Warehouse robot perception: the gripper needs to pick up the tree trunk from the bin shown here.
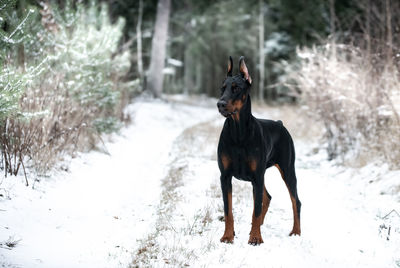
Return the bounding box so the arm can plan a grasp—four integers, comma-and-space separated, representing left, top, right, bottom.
136, 0, 144, 88
146, 0, 171, 98
329, 0, 336, 59
258, 0, 265, 102
183, 1, 193, 95
385, 0, 393, 65
365, 0, 371, 60
17, 0, 26, 71
195, 61, 202, 94
184, 46, 193, 95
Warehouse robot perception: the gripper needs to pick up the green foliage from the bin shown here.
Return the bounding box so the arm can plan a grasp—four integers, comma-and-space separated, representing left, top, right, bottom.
0, 1, 40, 64
167, 0, 259, 97
270, 0, 328, 46
93, 117, 121, 134
48, 0, 130, 128
0, 0, 46, 124
0, 0, 135, 177
106, 0, 377, 101
0, 67, 25, 121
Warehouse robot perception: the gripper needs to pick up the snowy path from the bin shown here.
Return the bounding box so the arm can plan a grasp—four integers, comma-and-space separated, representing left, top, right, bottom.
130, 100, 400, 267
1, 97, 399, 267
0, 98, 216, 267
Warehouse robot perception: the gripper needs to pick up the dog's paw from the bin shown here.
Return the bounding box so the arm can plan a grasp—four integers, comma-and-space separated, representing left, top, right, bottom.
289, 229, 301, 236
220, 232, 234, 243
248, 235, 263, 245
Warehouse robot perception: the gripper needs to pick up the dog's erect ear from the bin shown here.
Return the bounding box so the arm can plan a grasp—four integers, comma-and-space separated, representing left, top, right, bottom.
239, 56, 252, 84
227, 56, 233, 77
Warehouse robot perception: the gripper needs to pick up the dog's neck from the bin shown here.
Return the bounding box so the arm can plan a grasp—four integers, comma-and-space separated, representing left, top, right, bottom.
226, 95, 254, 143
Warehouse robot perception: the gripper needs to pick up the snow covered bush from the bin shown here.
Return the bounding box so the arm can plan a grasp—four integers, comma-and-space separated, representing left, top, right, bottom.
46, 0, 131, 133
0, 67, 26, 121
0, 67, 27, 181
0, 0, 136, 178
29, 0, 134, 171
291, 43, 400, 167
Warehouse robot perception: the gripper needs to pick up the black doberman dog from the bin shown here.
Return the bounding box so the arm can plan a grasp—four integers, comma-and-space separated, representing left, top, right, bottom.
217, 56, 301, 245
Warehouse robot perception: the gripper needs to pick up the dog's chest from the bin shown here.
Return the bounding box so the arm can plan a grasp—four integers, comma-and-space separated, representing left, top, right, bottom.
229, 144, 261, 181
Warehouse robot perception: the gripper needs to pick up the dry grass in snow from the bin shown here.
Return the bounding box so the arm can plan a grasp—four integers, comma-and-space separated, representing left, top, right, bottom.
291, 43, 400, 167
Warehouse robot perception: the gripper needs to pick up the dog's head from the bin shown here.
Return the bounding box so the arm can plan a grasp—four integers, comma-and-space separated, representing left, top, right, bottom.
217, 56, 252, 118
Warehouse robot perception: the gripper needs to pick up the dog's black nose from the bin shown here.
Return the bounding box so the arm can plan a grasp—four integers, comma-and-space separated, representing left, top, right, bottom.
217, 100, 227, 110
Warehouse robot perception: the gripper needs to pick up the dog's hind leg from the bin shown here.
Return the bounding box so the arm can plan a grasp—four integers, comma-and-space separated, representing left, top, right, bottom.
275, 163, 301, 236
261, 185, 271, 225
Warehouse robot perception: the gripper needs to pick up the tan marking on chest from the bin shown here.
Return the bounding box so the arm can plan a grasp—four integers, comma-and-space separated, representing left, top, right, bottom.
249, 159, 257, 172
221, 154, 231, 170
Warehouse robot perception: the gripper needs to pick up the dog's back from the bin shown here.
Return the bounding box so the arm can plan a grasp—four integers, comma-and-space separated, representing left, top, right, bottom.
256, 119, 295, 167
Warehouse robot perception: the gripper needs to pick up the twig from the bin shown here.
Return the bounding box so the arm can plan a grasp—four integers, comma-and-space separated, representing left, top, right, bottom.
8, 9, 34, 40
188, 215, 200, 235
20, 156, 28, 187
382, 209, 400, 220
0, 3, 7, 12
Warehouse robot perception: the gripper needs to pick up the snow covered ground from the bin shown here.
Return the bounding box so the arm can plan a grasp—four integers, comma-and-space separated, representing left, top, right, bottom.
1, 96, 399, 267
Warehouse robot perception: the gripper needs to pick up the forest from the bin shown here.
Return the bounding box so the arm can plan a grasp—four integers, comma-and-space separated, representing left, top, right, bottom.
1, 0, 400, 267
1, 0, 399, 175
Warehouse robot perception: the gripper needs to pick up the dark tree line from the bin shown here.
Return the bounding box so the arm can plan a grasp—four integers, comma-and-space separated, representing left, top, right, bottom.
104, 0, 373, 101
2, 0, 399, 101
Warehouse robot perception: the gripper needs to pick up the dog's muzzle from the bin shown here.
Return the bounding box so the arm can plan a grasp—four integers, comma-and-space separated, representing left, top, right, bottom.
217, 100, 237, 117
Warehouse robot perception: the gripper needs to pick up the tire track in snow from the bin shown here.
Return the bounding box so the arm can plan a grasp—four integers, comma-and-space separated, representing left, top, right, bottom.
132, 119, 221, 267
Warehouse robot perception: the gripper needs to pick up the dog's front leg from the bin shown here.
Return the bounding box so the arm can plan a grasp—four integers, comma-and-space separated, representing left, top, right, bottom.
220, 175, 234, 243
249, 180, 264, 245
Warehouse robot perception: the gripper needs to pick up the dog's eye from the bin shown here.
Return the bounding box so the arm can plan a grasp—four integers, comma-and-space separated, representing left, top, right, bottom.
232, 86, 240, 94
